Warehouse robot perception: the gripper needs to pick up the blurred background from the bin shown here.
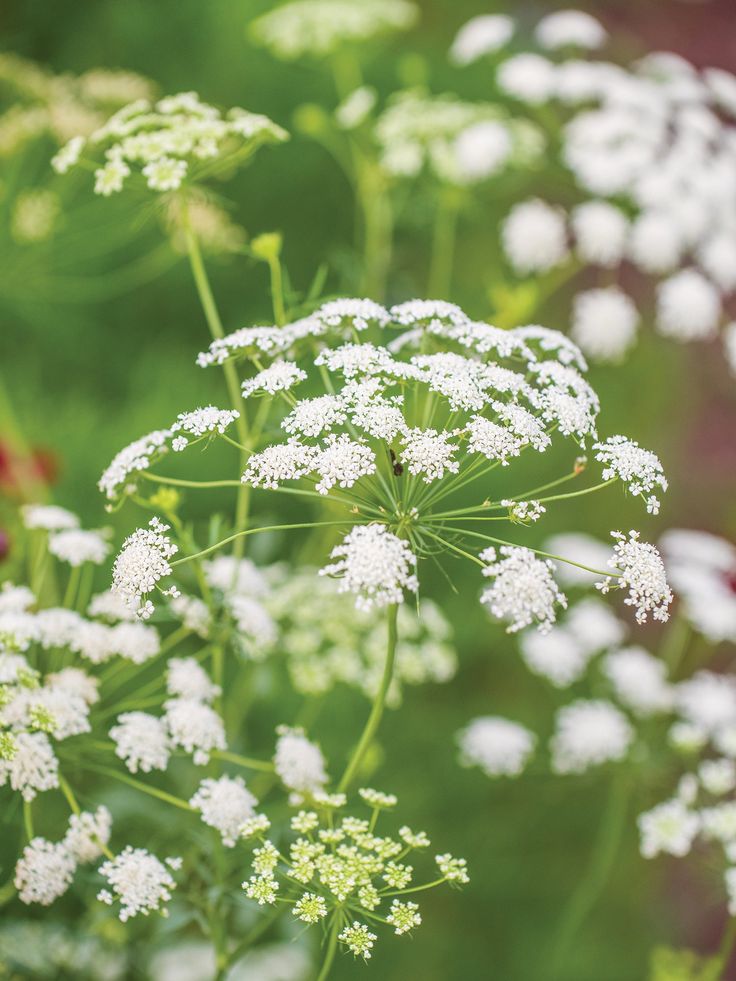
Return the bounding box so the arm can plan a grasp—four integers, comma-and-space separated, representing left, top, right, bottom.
1, 1, 736, 978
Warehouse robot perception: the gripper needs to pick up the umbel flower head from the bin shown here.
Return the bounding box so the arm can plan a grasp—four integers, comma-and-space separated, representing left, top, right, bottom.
52, 91, 288, 196
250, 0, 418, 61
240, 787, 467, 962
189, 296, 670, 629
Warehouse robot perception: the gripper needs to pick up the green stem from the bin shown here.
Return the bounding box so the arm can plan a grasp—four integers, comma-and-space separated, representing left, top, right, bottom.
315, 916, 341, 981
181, 197, 250, 559
550, 771, 631, 978
338, 604, 398, 793
83, 764, 195, 812
143, 473, 242, 489
58, 774, 81, 814
171, 520, 359, 569
63, 565, 81, 609
268, 255, 286, 326
428, 190, 461, 299
707, 917, 736, 981
210, 750, 274, 772
23, 800, 34, 840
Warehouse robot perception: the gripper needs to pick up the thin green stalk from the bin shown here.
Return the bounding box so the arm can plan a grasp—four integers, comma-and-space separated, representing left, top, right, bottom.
210, 750, 274, 772
143, 473, 242, 489
315, 916, 341, 981
706, 918, 736, 981
428, 190, 461, 299
550, 771, 631, 978
338, 604, 399, 793
171, 520, 360, 569
181, 197, 250, 557
63, 565, 81, 609
268, 254, 286, 326
83, 764, 195, 812
23, 800, 34, 840
421, 529, 486, 568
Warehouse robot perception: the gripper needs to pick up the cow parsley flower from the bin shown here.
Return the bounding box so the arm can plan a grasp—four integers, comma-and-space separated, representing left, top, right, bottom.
190, 776, 258, 846
97, 847, 178, 922
22, 504, 79, 531
0, 731, 59, 800
502, 199, 569, 273
339, 922, 378, 959
481, 546, 567, 634
571, 201, 629, 268
594, 436, 667, 514
274, 726, 328, 797
498, 54, 558, 105
597, 531, 672, 624
450, 14, 514, 65
602, 646, 673, 716
111, 517, 177, 619
170, 406, 240, 448
638, 799, 700, 858
571, 288, 639, 363
166, 657, 219, 703
15, 838, 76, 906
676, 673, 736, 736
64, 807, 113, 863
656, 270, 721, 341
319, 525, 418, 611
535, 10, 607, 50
48, 528, 111, 566
165, 699, 226, 766
458, 716, 536, 777
241, 360, 307, 398
110, 712, 171, 774
551, 699, 633, 773
661, 529, 736, 643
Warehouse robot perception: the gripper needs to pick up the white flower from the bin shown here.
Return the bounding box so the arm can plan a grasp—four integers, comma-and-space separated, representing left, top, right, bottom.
0, 584, 35, 614
241, 360, 307, 397
110, 712, 171, 773
319, 525, 418, 611
656, 270, 722, 341
227, 595, 277, 656
241, 440, 317, 489
64, 807, 113, 863
551, 700, 633, 773
676, 672, 736, 736
22, 504, 79, 531
387, 899, 422, 935
111, 517, 178, 618
339, 921, 378, 960
0, 731, 59, 801
88, 589, 137, 622
480, 546, 567, 634
453, 121, 512, 183
94, 157, 130, 195
502, 199, 569, 273
638, 800, 700, 858
166, 657, 220, 702
570, 202, 628, 269
98, 847, 178, 921
274, 726, 328, 795
457, 716, 536, 777
51, 135, 84, 173
594, 436, 667, 514
535, 10, 607, 50
46, 667, 100, 706
660, 528, 736, 644
204, 555, 269, 597
48, 528, 111, 567
3, 685, 91, 740
565, 597, 626, 654
190, 776, 258, 846
699, 759, 736, 796
169, 594, 211, 637
282, 395, 347, 438
170, 406, 240, 446
313, 434, 376, 494
627, 211, 685, 275
165, 698, 226, 765
15, 838, 76, 905
698, 233, 736, 292
705, 67, 736, 117
597, 531, 672, 624
497, 54, 558, 104
399, 427, 459, 483
700, 803, 736, 843
571, 288, 639, 363
142, 156, 187, 191
335, 86, 377, 129
519, 625, 589, 687
603, 646, 673, 715
99, 428, 171, 499
450, 14, 513, 64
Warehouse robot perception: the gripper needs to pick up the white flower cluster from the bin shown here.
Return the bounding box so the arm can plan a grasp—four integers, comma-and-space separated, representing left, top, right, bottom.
273, 726, 328, 798
454, 9, 736, 365
457, 717, 536, 777
98, 847, 180, 921
597, 531, 673, 625
250, 0, 417, 59
99, 404, 240, 499
53, 92, 287, 195
594, 435, 668, 514
480, 546, 567, 634
374, 91, 543, 185
111, 517, 178, 619
319, 525, 418, 611
661, 529, 736, 644
14, 807, 112, 906
190, 775, 258, 847
110, 656, 225, 771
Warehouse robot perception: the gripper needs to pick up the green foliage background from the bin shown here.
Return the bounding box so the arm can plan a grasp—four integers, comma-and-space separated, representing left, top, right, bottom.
1, 1, 735, 978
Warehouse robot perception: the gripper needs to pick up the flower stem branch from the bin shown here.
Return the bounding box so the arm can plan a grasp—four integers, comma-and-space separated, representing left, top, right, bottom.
315, 915, 342, 981
338, 604, 399, 793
